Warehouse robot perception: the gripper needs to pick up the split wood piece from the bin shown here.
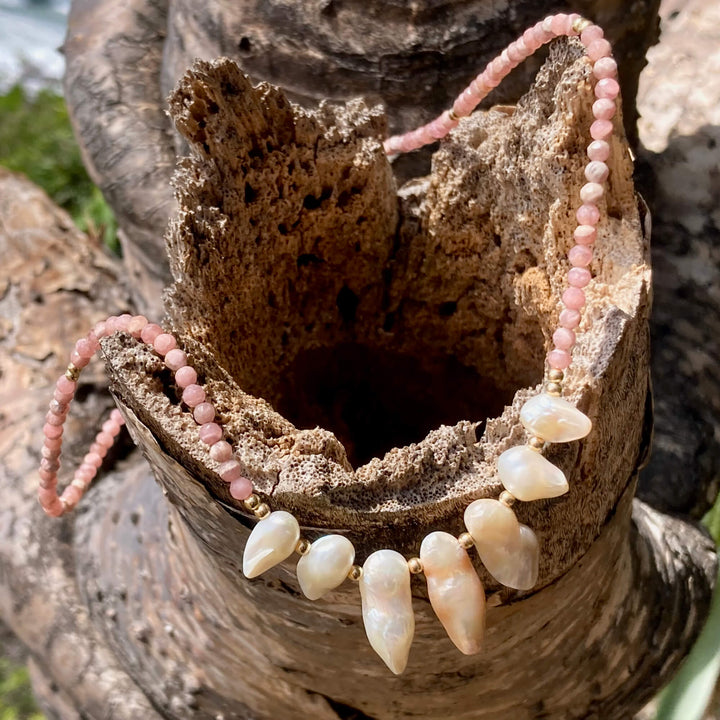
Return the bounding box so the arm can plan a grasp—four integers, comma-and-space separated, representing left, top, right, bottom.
63, 0, 661, 315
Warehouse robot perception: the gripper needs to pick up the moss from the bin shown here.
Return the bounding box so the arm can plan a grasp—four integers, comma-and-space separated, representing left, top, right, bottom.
0, 84, 118, 252
0, 659, 43, 720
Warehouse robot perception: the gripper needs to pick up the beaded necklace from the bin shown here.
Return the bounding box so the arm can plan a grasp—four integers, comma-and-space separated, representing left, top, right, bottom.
38, 13, 617, 675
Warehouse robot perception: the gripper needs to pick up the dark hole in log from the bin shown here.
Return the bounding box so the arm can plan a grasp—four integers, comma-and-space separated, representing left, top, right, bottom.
274, 343, 509, 466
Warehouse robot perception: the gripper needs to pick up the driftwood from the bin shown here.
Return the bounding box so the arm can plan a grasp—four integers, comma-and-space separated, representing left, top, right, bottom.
0, 1, 716, 718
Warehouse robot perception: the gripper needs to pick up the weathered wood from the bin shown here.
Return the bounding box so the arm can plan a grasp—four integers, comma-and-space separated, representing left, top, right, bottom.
63, 0, 661, 315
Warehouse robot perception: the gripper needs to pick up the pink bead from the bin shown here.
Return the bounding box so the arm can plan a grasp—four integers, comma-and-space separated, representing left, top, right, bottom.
552, 327, 576, 350
110, 409, 124, 425
576, 204, 600, 226
40, 457, 60, 473
587, 39, 612, 61
44, 436, 63, 451
53, 389, 74, 404
43, 423, 63, 439
96, 431, 114, 447
85, 452, 103, 468
210, 440, 233, 462
38, 487, 58, 506
567, 13, 582, 34
127, 315, 148, 337
507, 41, 525, 64
593, 56, 618, 80
523, 27, 538, 49
45, 411, 65, 427
193, 402, 215, 425
56, 375, 76, 394
584, 161, 609, 183
153, 333, 177, 356
116, 314, 133, 331
90, 442, 106, 457
182, 383, 206, 407
41, 445, 59, 460
568, 267, 592, 288
533, 22, 553, 44
592, 98, 616, 121
562, 287, 586, 310
580, 182, 604, 204
101, 419, 117, 434
590, 119, 613, 141
483, 70, 500, 88
75, 337, 97, 359
198, 422, 223, 445
568, 245, 593, 267
105, 316, 119, 334
70, 351, 90, 368
62, 486, 83, 508
229, 476, 254, 500
175, 366, 198, 389
93, 320, 108, 338
43, 499, 65, 517
587, 140, 610, 162
574, 225, 597, 245
580, 24, 604, 46
218, 460, 243, 483
595, 78, 620, 100
550, 13, 571, 36
453, 89, 477, 118
140, 323, 163, 344
165, 348, 188, 371
548, 349, 572, 370
39, 473, 57, 489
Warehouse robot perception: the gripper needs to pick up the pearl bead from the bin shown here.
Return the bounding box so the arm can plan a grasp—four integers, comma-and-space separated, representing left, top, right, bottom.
497, 445, 569, 501
520, 393, 592, 443
242, 510, 300, 578
297, 534, 356, 600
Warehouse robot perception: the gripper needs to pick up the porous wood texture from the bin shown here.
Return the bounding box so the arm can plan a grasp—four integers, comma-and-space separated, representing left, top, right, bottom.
63, 0, 660, 315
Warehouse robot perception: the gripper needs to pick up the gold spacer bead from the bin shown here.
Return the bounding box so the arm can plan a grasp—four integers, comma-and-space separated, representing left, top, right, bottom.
348, 565, 363, 582
458, 532, 475, 550
295, 538, 311, 556
447, 108, 459, 122
254, 503, 271, 519
545, 382, 562, 396
243, 493, 260, 511
528, 436, 545, 451
407, 557, 423, 575
65, 363, 81, 382
548, 369, 564, 383
499, 490, 516, 507
572, 17, 592, 34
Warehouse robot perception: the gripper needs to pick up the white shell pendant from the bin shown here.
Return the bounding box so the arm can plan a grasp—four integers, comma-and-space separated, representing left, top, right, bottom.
497, 446, 569, 502
520, 393, 592, 443
420, 531, 485, 654
242, 511, 300, 579
360, 549, 415, 674
296, 534, 355, 600
463, 499, 539, 590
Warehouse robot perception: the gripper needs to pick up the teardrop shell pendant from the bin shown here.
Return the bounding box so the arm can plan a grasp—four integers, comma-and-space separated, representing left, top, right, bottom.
40, 11, 605, 675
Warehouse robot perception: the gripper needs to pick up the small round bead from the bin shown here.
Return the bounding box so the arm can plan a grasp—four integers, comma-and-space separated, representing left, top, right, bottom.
40, 458, 60, 473
580, 182, 604, 204
499, 490, 517, 506
175, 366, 197, 389
140, 323, 163, 344
590, 119, 613, 141
101, 419, 117, 434
56, 375, 77, 395
85, 452, 103, 468
595, 78, 620, 100
587, 38, 612, 61
110, 409, 124, 426
587, 140, 611, 162
255, 503, 271, 519
210, 440, 233, 462
70, 352, 90, 369
574, 224, 597, 245
244, 493, 260, 511
296, 539, 312, 556
576, 204, 600, 226
548, 368, 564, 382
218, 459, 242, 482
458, 532, 475, 550
553, 327, 576, 350
164, 348, 188, 371
580, 24, 604, 45
105, 316, 119, 334
53, 389, 74, 404
181, 383, 205, 407
569, 245, 593, 267
550, 13, 570, 36
547, 349, 572, 370
41, 445, 59, 460
127, 315, 148, 337
75, 337, 96, 359
568, 267, 592, 288
61, 485, 83, 508
38, 473, 57, 489
593, 56, 618, 80
45, 411, 65, 427
43, 423, 63, 439
592, 99, 616, 122
193, 402, 215, 425
43, 499, 65, 517
545, 381, 563, 396
44, 436, 63, 451
407, 557, 424, 575
116, 314, 133, 331
65, 363, 82, 382
559, 308, 581, 329
153, 333, 177, 357
562, 287, 586, 310
584, 161, 609, 184
96, 431, 114, 447
93, 320, 108, 338
229, 476, 254, 501
348, 565, 363, 581
199, 422, 223, 445
49, 399, 68, 414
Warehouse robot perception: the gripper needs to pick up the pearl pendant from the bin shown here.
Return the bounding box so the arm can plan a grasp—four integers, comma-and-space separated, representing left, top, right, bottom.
242, 511, 300, 578
296, 534, 355, 600
464, 499, 539, 590
360, 549, 415, 674
497, 445, 569, 501
520, 393, 592, 442
420, 531, 485, 654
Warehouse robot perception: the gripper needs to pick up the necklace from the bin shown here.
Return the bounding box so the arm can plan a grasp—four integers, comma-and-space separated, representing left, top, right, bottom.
38, 12, 616, 675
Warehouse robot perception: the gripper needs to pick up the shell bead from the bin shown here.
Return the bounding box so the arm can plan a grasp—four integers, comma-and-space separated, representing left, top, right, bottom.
520, 393, 592, 442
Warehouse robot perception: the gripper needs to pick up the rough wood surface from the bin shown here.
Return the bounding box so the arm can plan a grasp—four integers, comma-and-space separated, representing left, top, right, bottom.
63, 0, 661, 315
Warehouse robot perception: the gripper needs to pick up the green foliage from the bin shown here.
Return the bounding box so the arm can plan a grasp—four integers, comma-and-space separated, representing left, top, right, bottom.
0, 84, 117, 251
0, 659, 43, 720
